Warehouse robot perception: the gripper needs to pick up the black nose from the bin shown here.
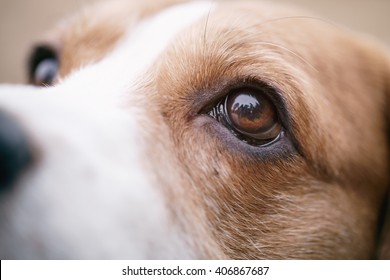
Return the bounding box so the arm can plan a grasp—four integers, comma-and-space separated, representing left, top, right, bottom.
0, 110, 32, 191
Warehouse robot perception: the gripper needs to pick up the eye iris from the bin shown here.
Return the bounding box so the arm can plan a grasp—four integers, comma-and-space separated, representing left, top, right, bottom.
206, 86, 282, 146
226, 89, 278, 136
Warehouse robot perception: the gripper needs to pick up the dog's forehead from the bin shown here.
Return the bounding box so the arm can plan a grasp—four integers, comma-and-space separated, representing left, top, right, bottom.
48, 0, 295, 78
53, 0, 187, 76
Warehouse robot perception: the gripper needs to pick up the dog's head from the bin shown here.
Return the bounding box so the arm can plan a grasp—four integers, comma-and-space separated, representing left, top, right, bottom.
0, 0, 389, 259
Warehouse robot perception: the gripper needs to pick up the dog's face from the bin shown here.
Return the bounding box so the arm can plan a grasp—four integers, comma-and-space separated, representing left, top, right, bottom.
0, 0, 389, 259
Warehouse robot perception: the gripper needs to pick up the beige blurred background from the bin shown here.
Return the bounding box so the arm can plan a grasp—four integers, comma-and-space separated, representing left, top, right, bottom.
0, 0, 389, 83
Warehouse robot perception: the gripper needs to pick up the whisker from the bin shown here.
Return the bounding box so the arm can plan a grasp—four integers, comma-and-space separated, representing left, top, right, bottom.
256, 41, 319, 73
203, 0, 216, 47
258, 15, 338, 29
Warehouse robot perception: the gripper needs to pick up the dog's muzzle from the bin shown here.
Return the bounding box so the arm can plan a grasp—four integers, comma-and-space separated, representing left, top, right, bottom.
0, 110, 32, 191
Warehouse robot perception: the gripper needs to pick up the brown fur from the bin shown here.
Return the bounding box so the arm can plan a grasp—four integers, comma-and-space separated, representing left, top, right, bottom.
41, 0, 185, 78
37, 0, 390, 259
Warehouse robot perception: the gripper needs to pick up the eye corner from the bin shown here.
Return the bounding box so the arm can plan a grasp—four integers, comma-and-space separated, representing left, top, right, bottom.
27, 44, 59, 86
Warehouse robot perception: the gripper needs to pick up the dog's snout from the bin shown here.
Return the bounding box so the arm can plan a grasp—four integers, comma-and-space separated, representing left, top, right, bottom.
0, 110, 32, 191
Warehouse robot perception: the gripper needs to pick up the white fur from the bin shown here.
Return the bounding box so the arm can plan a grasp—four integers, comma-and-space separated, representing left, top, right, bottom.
0, 1, 213, 259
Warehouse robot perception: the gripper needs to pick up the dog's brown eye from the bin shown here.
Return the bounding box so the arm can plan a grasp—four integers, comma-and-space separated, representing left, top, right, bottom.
208, 87, 282, 146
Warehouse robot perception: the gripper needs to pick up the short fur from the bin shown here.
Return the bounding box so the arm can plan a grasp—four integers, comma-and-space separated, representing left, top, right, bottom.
0, 0, 389, 259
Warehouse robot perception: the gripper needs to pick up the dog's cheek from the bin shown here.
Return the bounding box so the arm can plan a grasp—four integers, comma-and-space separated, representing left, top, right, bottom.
167, 120, 378, 259
208, 178, 378, 259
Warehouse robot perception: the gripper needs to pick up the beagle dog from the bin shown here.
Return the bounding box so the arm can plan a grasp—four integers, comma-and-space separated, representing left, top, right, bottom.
0, 0, 389, 259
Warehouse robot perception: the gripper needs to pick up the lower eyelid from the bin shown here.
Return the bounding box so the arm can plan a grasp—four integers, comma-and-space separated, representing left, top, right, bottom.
194, 115, 297, 161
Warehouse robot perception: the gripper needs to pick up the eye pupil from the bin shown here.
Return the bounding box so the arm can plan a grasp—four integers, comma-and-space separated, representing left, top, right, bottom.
34, 58, 58, 86
227, 91, 275, 134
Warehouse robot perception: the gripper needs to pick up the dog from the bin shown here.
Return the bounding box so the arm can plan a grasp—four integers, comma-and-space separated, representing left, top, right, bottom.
0, 0, 389, 259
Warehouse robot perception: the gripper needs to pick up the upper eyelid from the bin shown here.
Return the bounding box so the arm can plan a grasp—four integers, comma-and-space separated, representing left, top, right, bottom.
198, 77, 291, 125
